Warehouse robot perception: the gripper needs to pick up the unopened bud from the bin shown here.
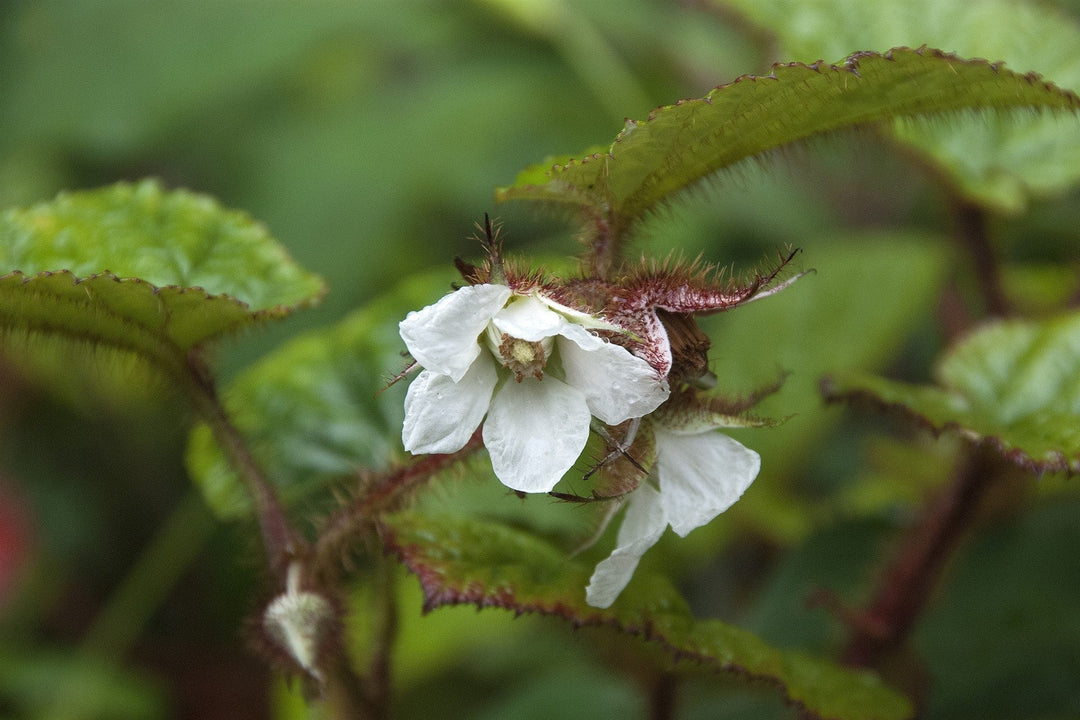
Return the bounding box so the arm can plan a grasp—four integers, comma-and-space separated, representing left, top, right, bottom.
262, 562, 335, 682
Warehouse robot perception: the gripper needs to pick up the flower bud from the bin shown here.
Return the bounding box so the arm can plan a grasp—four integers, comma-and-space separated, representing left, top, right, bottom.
262, 563, 336, 682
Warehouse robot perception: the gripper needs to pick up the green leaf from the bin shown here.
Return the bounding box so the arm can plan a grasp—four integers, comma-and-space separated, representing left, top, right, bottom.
185, 270, 453, 518
705, 236, 951, 542
496, 47, 1079, 231
712, 0, 1080, 213
381, 511, 913, 720
824, 312, 1080, 473
0, 181, 324, 374
0, 645, 165, 719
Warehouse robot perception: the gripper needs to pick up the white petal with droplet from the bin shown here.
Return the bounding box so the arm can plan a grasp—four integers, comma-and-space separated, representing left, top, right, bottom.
399, 284, 511, 382
402, 355, 497, 454
491, 294, 566, 341
558, 324, 669, 424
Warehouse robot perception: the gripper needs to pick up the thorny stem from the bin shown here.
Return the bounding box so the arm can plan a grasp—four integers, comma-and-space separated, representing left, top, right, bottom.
588, 213, 621, 281
841, 445, 1000, 669
321, 659, 378, 720
313, 430, 485, 573
186, 352, 376, 716
184, 350, 305, 582
951, 197, 1011, 317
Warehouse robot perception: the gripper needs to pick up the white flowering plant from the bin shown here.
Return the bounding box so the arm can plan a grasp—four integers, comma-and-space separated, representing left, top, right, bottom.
3, 6, 1080, 719
392, 219, 802, 609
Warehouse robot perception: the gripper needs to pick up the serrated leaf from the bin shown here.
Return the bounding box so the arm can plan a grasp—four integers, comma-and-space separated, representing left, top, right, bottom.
824, 312, 1080, 473
381, 511, 913, 720
497, 48, 1079, 232
0, 181, 324, 374
185, 270, 454, 518
713, 0, 1080, 213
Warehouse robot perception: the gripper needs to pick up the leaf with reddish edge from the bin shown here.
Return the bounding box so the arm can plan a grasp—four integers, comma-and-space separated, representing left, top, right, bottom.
0, 180, 325, 376
824, 312, 1080, 474
381, 511, 913, 720
496, 48, 1080, 238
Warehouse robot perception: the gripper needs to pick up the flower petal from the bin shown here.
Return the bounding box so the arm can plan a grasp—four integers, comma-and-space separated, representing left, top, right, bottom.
482, 376, 590, 493
654, 427, 759, 537
558, 324, 669, 425
585, 484, 667, 608
490, 294, 565, 341
400, 284, 512, 382
402, 354, 497, 454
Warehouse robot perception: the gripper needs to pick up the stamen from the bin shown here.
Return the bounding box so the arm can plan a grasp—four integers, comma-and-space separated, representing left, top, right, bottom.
498, 333, 547, 381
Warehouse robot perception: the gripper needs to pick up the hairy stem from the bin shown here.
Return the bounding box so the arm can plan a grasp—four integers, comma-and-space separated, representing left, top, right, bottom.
842, 445, 999, 668
314, 430, 484, 573
588, 213, 621, 281
184, 350, 305, 582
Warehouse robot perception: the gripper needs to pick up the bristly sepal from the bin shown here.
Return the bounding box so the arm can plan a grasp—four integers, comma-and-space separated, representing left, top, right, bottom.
598, 248, 807, 379
623, 247, 804, 315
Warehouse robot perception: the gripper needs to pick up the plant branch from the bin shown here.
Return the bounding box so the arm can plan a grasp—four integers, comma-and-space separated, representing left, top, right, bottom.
951, 197, 1010, 317
588, 213, 621, 281
648, 672, 678, 720
313, 430, 485, 574
360, 552, 398, 720
842, 445, 1000, 668
184, 350, 305, 582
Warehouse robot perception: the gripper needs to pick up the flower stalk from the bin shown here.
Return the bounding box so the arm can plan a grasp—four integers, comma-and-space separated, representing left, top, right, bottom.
184, 350, 305, 582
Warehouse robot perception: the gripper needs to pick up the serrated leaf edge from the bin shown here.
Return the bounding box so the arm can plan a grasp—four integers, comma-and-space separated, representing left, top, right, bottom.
380, 518, 912, 720
820, 375, 1077, 474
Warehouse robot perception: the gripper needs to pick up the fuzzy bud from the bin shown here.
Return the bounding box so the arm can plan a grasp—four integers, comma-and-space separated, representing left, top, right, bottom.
262, 563, 335, 682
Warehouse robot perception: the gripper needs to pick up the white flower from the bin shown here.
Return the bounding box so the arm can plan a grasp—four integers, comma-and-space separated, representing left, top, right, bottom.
584, 422, 760, 608
399, 283, 670, 494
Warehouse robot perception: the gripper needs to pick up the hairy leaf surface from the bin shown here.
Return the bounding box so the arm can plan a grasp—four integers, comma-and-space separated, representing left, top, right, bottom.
381, 511, 913, 720
497, 48, 1079, 233
825, 313, 1080, 473
0, 181, 324, 374
714, 0, 1080, 213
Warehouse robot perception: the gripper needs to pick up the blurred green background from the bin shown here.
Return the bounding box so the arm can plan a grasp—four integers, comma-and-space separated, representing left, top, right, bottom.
1, 1, 1079, 718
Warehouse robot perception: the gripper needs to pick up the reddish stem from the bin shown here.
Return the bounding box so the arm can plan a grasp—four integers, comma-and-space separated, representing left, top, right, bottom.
648, 673, 678, 720
842, 446, 998, 668
951, 199, 1010, 317
185, 351, 305, 582
313, 430, 484, 573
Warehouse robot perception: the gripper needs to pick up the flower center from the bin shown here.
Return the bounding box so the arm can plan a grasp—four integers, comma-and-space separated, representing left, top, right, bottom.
497, 334, 549, 381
